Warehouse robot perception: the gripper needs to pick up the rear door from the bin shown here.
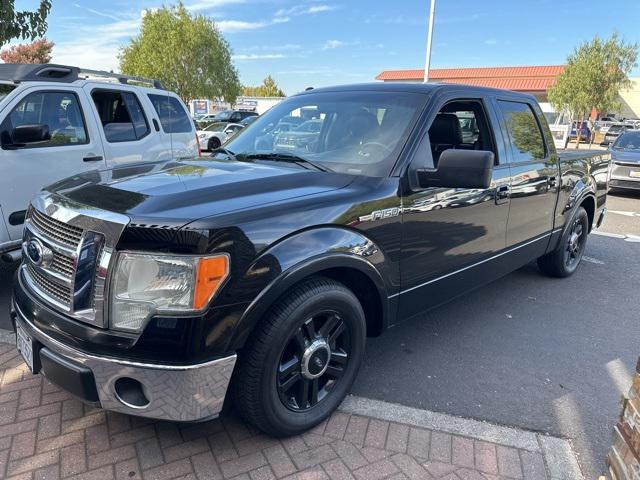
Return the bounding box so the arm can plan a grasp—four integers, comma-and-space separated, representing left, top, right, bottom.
84, 85, 172, 167
494, 98, 559, 249
0, 86, 106, 240
147, 92, 198, 159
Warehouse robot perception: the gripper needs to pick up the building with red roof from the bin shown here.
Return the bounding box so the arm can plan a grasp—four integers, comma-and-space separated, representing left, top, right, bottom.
375, 65, 565, 102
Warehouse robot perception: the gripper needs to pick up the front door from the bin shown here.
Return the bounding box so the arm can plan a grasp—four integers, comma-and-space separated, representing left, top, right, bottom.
0, 86, 106, 241
494, 99, 559, 249
399, 97, 511, 320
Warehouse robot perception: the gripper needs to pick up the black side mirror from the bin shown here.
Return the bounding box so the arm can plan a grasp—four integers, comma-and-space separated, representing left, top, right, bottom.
418, 149, 494, 189
11, 124, 51, 145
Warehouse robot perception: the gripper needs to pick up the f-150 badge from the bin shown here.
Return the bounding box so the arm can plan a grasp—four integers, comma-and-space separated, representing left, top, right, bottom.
359, 207, 401, 222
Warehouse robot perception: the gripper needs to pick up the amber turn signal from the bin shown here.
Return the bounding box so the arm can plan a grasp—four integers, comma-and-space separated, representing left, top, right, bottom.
194, 255, 230, 310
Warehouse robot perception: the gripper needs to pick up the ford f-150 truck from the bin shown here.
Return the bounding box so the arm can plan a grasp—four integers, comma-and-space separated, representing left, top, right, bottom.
10, 83, 610, 436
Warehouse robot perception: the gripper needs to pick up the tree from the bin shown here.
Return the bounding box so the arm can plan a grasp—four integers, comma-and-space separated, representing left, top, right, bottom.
548, 33, 638, 148
119, 3, 241, 105
1, 1, 52, 47
0, 38, 54, 64
242, 75, 285, 97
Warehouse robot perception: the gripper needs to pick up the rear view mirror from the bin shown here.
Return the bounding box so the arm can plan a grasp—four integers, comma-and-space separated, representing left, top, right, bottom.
418, 149, 494, 189
12, 124, 51, 145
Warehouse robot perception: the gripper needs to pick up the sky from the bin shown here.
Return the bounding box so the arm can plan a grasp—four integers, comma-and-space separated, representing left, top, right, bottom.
7, 0, 640, 95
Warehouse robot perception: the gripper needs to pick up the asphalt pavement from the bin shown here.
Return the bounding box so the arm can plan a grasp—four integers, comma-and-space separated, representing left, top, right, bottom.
1, 190, 639, 479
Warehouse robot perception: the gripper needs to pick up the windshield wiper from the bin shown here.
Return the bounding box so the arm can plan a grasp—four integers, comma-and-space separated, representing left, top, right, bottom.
240, 152, 332, 172
210, 147, 239, 162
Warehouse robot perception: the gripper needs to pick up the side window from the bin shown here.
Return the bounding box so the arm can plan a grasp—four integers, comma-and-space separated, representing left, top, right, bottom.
147, 94, 193, 133
497, 101, 546, 162
91, 90, 149, 143
426, 99, 496, 166
0, 91, 88, 148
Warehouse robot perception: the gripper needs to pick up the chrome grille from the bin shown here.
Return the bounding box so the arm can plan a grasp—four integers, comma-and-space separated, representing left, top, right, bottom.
51, 252, 75, 278
21, 192, 129, 329
26, 263, 72, 307
29, 208, 83, 248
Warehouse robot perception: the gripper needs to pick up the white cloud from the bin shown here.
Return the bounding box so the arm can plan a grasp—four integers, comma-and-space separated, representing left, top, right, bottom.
186, 0, 246, 12
216, 19, 268, 31
275, 4, 337, 17
233, 53, 287, 60
323, 40, 345, 50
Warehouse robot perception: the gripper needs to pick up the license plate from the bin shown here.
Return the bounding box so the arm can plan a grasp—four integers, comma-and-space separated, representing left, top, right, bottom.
15, 324, 34, 373
630, 170, 640, 178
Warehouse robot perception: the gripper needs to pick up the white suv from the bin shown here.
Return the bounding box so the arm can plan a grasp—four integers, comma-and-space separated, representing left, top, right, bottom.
0, 64, 198, 260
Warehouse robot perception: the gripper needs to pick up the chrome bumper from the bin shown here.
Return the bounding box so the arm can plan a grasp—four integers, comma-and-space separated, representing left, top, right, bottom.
13, 302, 236, 422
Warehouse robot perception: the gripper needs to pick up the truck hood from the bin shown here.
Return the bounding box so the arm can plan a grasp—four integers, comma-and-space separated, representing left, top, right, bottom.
46, 158, 353, 226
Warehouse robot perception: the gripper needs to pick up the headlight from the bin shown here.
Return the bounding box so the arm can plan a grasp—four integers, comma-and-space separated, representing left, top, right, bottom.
110, 252, 229, 332
198, 133, 208, 139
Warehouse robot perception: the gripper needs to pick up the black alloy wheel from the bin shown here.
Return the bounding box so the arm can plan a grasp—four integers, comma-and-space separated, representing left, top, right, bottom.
564, 217, 586, 269
537, 206, 589, 278
230, 277, 366, 436
277, 312, 351, 411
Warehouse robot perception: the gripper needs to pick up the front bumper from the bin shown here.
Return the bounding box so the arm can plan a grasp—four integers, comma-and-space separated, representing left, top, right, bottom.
12, 300, 236, 422
610, 163, 640, 190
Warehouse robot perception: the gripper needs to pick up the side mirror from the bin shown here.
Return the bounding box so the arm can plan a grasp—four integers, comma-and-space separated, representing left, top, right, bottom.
224, 128, 235, 135
418, 149, 494, 189
12, 124, 51, 145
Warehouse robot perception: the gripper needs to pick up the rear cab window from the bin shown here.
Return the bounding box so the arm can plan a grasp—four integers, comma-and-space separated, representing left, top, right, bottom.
147, 94, 193, 133
91, 90, 150, 143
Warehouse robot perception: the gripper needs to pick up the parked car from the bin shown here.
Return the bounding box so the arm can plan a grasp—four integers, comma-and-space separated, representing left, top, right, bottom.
11, 83, 610, 437
601, 124, 630, 146
274, 118, 324, 149
213, 109, 258, 124
197, 122, 244, 151
0, 64, 198, 261
609, 130, 640, 191
569, 121, 591, 142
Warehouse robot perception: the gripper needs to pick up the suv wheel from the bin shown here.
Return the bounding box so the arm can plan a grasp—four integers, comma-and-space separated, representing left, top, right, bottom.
537, 206, 589, 277
231, 277, 366, 436
208, 137, 221, 151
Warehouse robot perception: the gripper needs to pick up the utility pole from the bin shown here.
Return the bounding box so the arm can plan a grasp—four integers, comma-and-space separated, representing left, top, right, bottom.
424, 0, 436, 83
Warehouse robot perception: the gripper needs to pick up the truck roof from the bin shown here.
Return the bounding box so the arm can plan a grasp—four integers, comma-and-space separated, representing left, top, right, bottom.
296, 81, 538, 102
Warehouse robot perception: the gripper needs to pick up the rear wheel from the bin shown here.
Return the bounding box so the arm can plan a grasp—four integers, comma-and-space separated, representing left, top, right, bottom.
537, 206, 589, 278
231, 277, 366, 436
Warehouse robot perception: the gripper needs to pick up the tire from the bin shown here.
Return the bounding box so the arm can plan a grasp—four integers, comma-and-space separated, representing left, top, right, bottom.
231, 277, 366, 436
537, 206, 589, 278
208, 137, 220, 151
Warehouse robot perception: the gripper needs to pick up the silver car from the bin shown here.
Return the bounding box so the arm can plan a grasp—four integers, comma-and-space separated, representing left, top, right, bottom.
609, 130, 640, 191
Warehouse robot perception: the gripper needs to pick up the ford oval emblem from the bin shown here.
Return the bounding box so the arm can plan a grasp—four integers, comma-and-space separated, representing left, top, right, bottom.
26, 239, 53, 267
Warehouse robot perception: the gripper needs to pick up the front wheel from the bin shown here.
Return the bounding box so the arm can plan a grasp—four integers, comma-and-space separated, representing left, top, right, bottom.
231, 277, 366, 436
207, 137, 221, 151
537, 206, 589, 278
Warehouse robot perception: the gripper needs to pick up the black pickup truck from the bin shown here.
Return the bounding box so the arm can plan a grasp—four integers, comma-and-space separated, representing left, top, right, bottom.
11, 83, 610, 436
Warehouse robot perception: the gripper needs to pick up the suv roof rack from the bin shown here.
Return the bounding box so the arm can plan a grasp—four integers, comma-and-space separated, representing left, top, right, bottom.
0, 64, 164, 89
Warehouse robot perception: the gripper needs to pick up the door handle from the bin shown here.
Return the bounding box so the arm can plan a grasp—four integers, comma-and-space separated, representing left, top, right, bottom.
495, 185, 510, 205
83, 155, 103, 162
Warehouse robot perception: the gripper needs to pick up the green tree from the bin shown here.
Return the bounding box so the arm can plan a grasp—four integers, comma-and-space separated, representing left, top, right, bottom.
242, 75, 285, 97
0, 38, 54, 63
0, 1, 52, 47
119, 3, 241, 104
548, 33, 638, 148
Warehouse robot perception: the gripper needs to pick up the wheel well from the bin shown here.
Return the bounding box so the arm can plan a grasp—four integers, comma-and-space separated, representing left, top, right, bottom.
580, 196, 595, 232
318, 268, 384, 337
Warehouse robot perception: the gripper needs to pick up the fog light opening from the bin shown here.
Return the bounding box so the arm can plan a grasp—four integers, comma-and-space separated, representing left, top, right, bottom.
114, 377, 150, 409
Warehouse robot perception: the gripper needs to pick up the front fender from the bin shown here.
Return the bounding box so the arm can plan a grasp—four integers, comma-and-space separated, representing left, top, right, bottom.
224, 227, 393, 351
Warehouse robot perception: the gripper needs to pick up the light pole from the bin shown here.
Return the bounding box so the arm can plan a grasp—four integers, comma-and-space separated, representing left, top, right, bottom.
423, 0, 436, 83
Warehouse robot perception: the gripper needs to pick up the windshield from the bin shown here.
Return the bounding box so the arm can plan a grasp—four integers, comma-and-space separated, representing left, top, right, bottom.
0, 84, 16, 103
215, 111, 233, 121
613, 131, 640, 150
224, 90, 426, 176
203, 122, 227, 132
608, 125, 623, 133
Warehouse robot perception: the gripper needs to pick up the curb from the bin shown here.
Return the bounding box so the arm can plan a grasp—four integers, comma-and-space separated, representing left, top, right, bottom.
340, 395, 583, 480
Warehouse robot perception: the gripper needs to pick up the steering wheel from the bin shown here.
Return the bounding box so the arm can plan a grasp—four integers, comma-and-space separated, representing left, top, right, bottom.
358, 142, 392, 156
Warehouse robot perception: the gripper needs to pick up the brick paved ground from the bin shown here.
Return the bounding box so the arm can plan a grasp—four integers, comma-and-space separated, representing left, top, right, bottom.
0, 342, 550, 480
